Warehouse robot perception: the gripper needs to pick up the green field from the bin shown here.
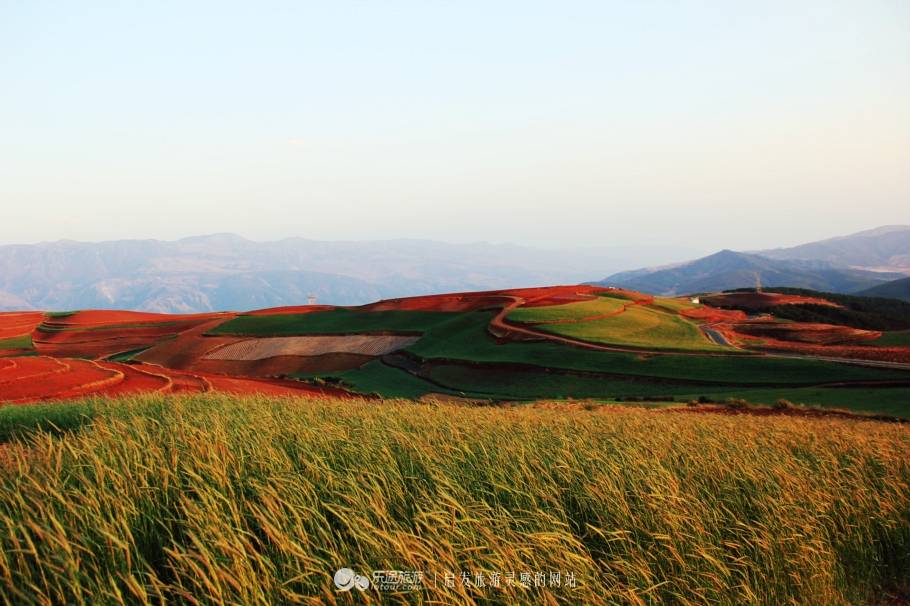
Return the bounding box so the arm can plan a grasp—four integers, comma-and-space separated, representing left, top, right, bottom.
312, 358, 910, 415
272, 310, 910, 413
0, 394, 907, 605
677, 386, 910, 418
506, 295, 727, 352
201, 301, 910, 415
404, 312, 907, 384
0, 334, 33, 350
534, 303, 726, 351
208, 309, 458, 336
506, 294, 630, 323
873, 330, 910, 347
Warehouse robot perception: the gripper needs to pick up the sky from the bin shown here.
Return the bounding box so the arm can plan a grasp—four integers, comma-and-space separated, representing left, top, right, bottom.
1, 0, 908, 251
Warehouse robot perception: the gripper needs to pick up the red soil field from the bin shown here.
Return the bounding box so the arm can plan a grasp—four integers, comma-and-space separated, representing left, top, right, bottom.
0, 312, 44, 339
40, 310, 228, 328
0, 357, 69, 385
679, 307, 748, 323
0, 358, 121, 403
733, 321, 880, 345
702, 292, 840, 311
357, 285, 618, 313
32, 313, 233, 360
34, 336, 175, 360
0, 355, 353, 404
361, 294, 513, 312
727, 330, 910, 363
136, 317, 242, 368
501, 285, 617, 308
93, 361, 171, 395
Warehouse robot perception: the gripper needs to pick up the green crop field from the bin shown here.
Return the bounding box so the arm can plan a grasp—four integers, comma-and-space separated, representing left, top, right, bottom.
310, 357, 910, 414
530, 302, 727, 352
506, 294, 630, 324
277, 311, 908, 413
872, 330, 910, 347
0, 394, 907, 605
402, 312, 907, 385
208, 309, 459, 336
0, 334, 33, 350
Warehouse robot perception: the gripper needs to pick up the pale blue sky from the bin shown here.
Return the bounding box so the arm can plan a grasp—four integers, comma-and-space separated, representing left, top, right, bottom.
1, 1, 908, 250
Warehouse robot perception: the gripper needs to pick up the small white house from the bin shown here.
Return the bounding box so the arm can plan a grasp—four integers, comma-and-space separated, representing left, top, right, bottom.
690, 296, 700, 304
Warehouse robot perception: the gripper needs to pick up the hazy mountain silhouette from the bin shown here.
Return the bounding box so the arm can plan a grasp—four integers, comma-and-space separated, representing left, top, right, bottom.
595, 226, 910, 296
0, 235, 698, 312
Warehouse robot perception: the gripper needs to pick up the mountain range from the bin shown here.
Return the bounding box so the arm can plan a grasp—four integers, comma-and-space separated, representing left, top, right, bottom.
595, 226, 910, 296
0, 235, 698, 313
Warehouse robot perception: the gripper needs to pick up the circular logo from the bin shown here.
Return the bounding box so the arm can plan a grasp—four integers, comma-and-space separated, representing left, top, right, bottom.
334, 568, 370, 592
334, 568, 356, 591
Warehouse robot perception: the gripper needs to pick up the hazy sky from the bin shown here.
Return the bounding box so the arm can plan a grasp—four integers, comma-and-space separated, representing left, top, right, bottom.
2, 1, 908, 251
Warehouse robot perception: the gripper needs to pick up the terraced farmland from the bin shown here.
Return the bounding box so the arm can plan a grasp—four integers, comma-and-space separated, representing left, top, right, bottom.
1, 285, 908, 415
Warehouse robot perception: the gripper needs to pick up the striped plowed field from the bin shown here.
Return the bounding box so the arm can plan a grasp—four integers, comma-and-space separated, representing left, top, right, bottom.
205, 335, 420, 360
0, 358, 122, 403
136, 317, 242, 366
34, 336, 174, 360
0, 312, 44, 339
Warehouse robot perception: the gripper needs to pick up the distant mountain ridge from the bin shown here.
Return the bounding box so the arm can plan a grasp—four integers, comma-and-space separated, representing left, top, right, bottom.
594, 226, 910, 296
856, 276, 910, 302
0, 235, 698, 313
756, 225, 910, 272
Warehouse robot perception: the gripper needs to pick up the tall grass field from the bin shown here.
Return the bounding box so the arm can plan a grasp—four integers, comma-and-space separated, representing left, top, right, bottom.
0, 395, 908, 605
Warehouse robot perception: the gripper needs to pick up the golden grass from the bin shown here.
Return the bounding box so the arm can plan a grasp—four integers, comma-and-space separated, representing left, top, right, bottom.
0, 395, 908, 605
